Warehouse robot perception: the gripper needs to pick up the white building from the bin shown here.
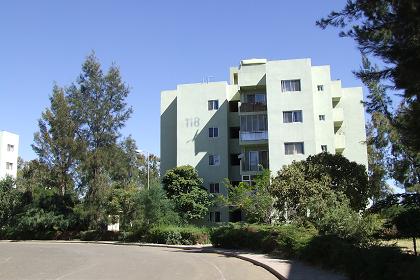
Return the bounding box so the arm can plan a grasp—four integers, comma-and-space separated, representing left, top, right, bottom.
161, 58, 368, 222
0, 131, 19, 179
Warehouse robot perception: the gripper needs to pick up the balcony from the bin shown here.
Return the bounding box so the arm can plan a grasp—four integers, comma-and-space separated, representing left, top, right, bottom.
239, 102, 267, 113
333, 107, 344, 127
239, 131, 268, 142
335, 134, 346, 151
241, 150, 269, 172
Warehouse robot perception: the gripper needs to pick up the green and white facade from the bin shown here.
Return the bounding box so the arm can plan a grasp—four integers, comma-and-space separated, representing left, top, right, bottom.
160, 58, 368, 222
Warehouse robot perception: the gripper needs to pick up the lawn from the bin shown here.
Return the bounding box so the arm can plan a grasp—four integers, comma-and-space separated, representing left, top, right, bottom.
382, 238, 417, 255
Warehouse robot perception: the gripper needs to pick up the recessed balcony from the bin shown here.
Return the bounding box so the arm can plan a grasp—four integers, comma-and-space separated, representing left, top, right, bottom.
239, 131, 268, 143
335, 134, 346, 151
333, 107, 344, 127
239, 102, 267, 113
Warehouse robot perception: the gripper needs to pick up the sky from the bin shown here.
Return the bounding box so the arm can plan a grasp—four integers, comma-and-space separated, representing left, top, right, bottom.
0, 0, 364, 161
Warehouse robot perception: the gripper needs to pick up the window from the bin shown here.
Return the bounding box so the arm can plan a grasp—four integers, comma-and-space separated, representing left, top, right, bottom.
208, 100, 219, 110
230, 127, 240, 138
233, 73, 238, 85
230, 154, 240, 166
209, 183, 220, 193
317, 85, 324, 91
209, 211, 221, 222
215, 211, 221, 222
7, 144, 14, 152
283, 110, 303, 123
208, 127, 219, 138
284, 142, 304, 155
281, 79, 301, 92
229, 100, 239, 112
321, 145, 328, 152
245, 93, 266, 104
319, 115, 326, 121
240, 114, 267, 131
6, 162, 13, 170
209, 155, 220, 166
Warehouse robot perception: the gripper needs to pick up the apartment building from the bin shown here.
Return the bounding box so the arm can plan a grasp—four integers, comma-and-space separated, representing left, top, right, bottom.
161, 58, 368, 222
0, 131, 19, 179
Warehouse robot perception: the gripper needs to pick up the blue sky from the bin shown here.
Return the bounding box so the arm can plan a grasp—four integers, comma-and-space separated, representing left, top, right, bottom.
0, 0, 363, 161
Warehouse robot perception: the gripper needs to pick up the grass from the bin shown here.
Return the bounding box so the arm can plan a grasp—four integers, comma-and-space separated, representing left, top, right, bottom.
382, 238, 417, 254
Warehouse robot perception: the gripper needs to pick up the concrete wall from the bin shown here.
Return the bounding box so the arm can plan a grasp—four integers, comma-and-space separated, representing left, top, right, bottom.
0, 131, 19, 179
266, 59, 317, 173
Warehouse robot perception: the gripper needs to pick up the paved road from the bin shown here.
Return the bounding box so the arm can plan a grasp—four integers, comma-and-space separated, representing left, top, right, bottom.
0, 242, 277, 280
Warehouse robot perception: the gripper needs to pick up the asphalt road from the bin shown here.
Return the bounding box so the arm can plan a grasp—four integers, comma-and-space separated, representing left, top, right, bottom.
0, 242, 277, 280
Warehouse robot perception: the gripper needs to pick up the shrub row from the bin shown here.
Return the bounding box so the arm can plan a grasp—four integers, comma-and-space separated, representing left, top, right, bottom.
145, 225, 210, 245
210, 223, 420, 280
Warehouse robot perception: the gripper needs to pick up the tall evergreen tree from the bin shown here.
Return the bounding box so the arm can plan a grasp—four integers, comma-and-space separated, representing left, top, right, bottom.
32, 86, 81, 195
318, 0, 420, 154
67, 53, 132, 226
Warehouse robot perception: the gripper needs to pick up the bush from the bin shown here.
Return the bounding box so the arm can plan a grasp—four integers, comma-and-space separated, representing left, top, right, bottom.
302, 235, 420, 280
211, 223, 420, 280
210, 223, 316, 257
146, 225, 210, 245
79, 230, 121, 241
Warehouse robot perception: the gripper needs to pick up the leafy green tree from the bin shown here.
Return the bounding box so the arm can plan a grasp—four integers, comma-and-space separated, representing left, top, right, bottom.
162, 165, 212, 222
66, 52, 132, 227
0, 177, 24, 230
393, 207, 420, 256
32, 86, 81, 195
223, 169, 274, 224
130, 184, 180, 235
318, 0, 420, 154
271, 153, 370, 214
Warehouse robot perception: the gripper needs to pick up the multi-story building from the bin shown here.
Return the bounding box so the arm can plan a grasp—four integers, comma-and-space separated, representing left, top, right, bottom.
160, 58, 368, 222
0, 131, 19, 179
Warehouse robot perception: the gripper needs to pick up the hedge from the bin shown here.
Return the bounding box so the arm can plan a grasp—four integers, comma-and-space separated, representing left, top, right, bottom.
146, 225, 210, 245
210, 223, 420, 280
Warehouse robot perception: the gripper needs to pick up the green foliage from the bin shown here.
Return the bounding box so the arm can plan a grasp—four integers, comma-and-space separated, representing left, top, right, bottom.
211, 223, 420, 280
271, 153, 370, 219
318, 0, 420, 154
162, 166, 212, 222
210, 223, 316, 257
392, 207, 420, 255
162, 165, 203, 198
0, 177, 25, 229
223, 169, 274, 223
131, 184, 180, 235
302, 235, 420, 280
32, 86, 81, 196
146, 225, 210, 245
307, 190, 382, 244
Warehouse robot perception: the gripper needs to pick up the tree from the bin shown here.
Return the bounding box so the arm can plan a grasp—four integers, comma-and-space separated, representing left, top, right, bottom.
270, 153, 370, 220
32, 85, 81, 195
393, 207, 420, 256
223, 169, 274, 224
67, 52, 132, 227
162, 165, 212, 222
318, 0, 420, 154
361, 58, 419, 192
307, 153, 369, 210
0, 177, 24, 230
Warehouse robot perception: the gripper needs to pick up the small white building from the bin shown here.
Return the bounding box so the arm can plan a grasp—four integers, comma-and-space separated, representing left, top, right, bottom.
0, 131, 19, 179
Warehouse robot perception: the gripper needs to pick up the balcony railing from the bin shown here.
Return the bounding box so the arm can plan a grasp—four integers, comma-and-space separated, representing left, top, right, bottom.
242, 162, 269, 172
240, 131, 268, 142
239, 102, 267, 113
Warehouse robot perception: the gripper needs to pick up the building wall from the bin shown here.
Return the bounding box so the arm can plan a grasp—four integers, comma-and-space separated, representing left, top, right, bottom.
266, 59, 317, 172
0, 131, 19, 179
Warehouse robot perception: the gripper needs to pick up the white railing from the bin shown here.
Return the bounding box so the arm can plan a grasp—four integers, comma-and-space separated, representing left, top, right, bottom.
240, 131, 268, 141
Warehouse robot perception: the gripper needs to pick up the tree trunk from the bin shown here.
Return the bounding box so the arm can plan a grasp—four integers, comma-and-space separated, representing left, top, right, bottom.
413, 236, 417, 256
